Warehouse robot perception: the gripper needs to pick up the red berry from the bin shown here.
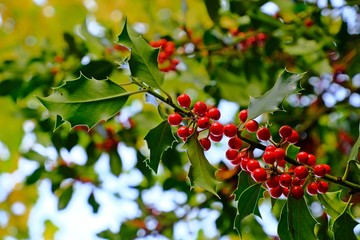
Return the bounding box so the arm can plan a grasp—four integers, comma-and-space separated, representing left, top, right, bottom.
282, 187, 290, 197
274, 148, 285, 160
226, 149, 239, 160
228, 137, 242, 150
209, 133, 223, 142
238, 109, 248, 122
306, 182, 318, 195
168, 113, 182, 126
177, 94, 191, 108
177, 126, 189, 138
279, 173, 292, 188
231, 155, 242, 165
324, 164, 331, 174
313, 164, 326, 177
277, 159, 286, 167
317, 181, 328, 194
257, 127, 271, 141
240, 157, 249, 171
307, 154, 316, 166
197, 117, 210, 129
291, 186, 304, 199
265, 145, 276, 152
223, 124, 238, 137
266, 175, 280, 188
296, 151, 309, 164
292, 177, 301, 186
193, 101, 207, 116
245, 120, 259, 132
251, 168, 268, 182
270, 186, 283, 198
279, 125, 293, 139
287, 130, 299, 144
262, 151, 276, 165
247, 159, 260, 172
209, 122, 224, 136
199, 138, 211, 151
294, 165, 309, 179
207, 108, 221, 120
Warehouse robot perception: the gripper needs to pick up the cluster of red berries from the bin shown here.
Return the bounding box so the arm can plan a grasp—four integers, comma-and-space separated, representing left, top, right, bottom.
149, 39, 179, 72
168, 94, 331, 199
229, 29, 267, 50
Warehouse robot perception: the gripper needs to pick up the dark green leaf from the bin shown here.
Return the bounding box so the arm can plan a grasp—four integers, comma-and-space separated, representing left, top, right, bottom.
183, 134, 220, 197
233, 171, 254, 201
347, 160, 360, 185
109, 151, 122, 176
248, 69, 305, 119
58, 184, 74, 210
37, 74, 129, 129
204, 0, 220, 23
77, 60, 114, 79
25, 166, 44, 185
333, 209, 359, 240
234, 183, 264, 237
117, 19, 164, 89
287, 196, 318, 240
144, 120, 176, 173
88, 191, 100, 213
278, 203, 294, 240
317, 190, 347, 221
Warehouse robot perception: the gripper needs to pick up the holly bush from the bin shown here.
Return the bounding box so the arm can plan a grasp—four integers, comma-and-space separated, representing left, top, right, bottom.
1, 0, 360, 239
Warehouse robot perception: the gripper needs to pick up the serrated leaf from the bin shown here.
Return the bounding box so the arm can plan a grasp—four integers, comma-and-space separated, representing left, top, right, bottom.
88, 191, 100, 213
77, 60, 114, 79
278, 203, 294, 240
109, 151, 122, 176
117, 19, 164, 89
233, 171, 254, 201
58, 184, 74, 210
317, 190, 347, 220
333, 209, 359, 240
347, 160, 360, 185
287, 196, 318, 240
183, 134, 220, 197
37, 74, 129, 129
144, 120, 176, 173
234, 183, 264, 237
349, 123, 360, 161
248, 69, 305, 119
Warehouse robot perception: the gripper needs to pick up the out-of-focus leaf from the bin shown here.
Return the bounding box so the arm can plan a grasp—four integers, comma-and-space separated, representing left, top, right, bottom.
97, 229, 121, 240
37, 74, 129, 129
283, 38, 321, 55
43, 220, 59, 240
204, 0, 220, 23
58, 184, 74, 210
109, 151, 122, 176
333, 209, 359, 240
117, 19, 164, 89
234, 183, 264, 237
318, 190, 348, 221
248, 69, 305, 119
183, 134, 220, 197
144, 120, 176, 173
349, 123, 360, 161
77, 60, 114, 79
25, 166, 44, 185
87, 191, 100, 213
287, 196, 318, 240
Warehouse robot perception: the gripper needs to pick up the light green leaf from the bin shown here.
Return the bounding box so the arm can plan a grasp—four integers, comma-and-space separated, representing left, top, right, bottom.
117, 19, 164, 89
286, 144, 300, 160
37, 74, 129, 129
349, 123, 360, 161
317, 190, 347, 221
183, 134, 220, 197
287, 196, 318, 240
234, 183, 264, 237
248, 69, 305, 119
333, 209, 359, 240
144, 120, 176, 173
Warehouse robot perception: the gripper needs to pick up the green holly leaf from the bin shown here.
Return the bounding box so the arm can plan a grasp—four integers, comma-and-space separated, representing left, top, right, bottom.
117, 19, 164, 89
349, 123, 360, 161
286, 144, 300, 160
333, 209, 359, 240
278, 203, 294, 240
285, 196, 318, 240
248, 69, 305, 119
144, 120, 176, 173
37, 74, 129, 129
234, 183, 264, 237
183, 134, 220, 197
233, 171, 254, 201
317, 190, 347, 221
